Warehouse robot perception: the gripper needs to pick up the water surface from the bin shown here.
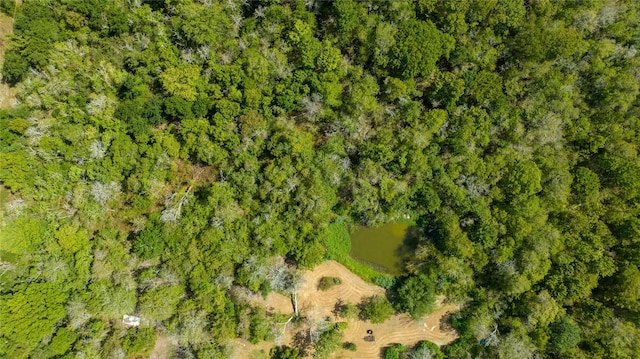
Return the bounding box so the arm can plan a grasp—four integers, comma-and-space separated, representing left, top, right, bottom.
349, 223, 415, 275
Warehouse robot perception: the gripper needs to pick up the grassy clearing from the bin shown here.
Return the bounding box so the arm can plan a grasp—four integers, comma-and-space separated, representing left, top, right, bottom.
322, 222, 392, 284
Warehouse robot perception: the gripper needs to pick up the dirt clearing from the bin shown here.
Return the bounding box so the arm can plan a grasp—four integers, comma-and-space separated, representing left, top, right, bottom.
0, 9, 17, 108
149, 333, 172, 359
238, 260, 460, 358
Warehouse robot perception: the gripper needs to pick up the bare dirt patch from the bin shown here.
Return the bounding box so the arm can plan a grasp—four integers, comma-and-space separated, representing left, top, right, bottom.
0, 10, 17, 108
236, 260, 460, 358
243, 289, 294, 316
229, 338, 273, 359
149, 333, 172, 359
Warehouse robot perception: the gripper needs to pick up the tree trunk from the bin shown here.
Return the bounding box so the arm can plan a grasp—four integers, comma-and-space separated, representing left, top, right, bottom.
292, 292, 299, 317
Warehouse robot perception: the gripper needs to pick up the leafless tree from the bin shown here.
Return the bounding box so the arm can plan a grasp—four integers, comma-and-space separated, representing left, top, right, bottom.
91, 181, 121, 206
89, 139, 106, 160
160, 185, 192, 223
300, 93, 323, 121
268, 260, 304, 317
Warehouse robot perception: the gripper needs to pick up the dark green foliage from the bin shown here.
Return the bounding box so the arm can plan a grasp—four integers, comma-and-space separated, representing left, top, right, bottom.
548, 316, 581, 354
1, 51, 27, 84
343, 342, 356, 351
122, 328, 156, 356
1, 2, 60, 83
132, 220, 164, 260
0, 0, 14, 15
270, 346, 301, 359
393, 275, 436, 318
359, 295, 394, 324
249, 308, 274, 344
389, 20, 452, 79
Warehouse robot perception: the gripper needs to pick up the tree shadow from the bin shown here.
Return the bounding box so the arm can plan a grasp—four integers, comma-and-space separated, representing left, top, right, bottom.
393, 226, 422, 274
291, 329, 312, 357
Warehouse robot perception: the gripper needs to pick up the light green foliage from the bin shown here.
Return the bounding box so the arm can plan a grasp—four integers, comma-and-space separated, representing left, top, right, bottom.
0, 151, 35, 192
336, 301, 360, 320
497, 332, 536, 359
384, 343, 406, 359
87, 279, 136, 319
160, 65, 201, 102
0, 283, 68, 358
55, 225, 89, 254
49, 327, 78, 356
313, 324, 345, 359
0, 217, 49, 254
138, 285, 184, 322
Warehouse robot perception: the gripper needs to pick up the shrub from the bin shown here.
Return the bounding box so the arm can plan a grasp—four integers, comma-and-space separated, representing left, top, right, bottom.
336, 302, 360, 320
359, 295, 394, 324
270, 345, 301, 359
318, 276, 342, 291
384, 343, 406, 359
413, 340, 444, 359
132, 221, 164, 259
313, 325, 345, 359
0, 0, 15, 16
1, 51, 28, 84
343, 342, 357, 351
548, 316, 581, 354
393, 274, 436, 318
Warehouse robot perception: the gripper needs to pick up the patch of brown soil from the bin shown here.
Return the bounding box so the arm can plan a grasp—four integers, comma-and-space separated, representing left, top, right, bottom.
0, 10, 16, 108
228, 338, 273, 359
149, 333, 172, 359
246, 290, 294, 316
298, 261, 385, 323
234, 260, 460, 358
334, 301, 460, 359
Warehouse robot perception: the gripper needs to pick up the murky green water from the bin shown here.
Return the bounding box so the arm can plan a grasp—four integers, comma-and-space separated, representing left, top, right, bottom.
349, 223, 416, 275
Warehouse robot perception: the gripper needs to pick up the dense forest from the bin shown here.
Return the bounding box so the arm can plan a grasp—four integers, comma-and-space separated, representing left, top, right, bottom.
0, 0, 639, 358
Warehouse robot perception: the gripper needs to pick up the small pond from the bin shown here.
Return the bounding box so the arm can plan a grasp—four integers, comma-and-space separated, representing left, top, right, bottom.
349, 223, 418, 276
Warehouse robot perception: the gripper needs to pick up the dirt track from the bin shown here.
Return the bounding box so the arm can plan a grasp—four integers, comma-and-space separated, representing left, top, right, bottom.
0, 9, 17, 108
238, 260, 460, 358
149, 333, 171, 359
